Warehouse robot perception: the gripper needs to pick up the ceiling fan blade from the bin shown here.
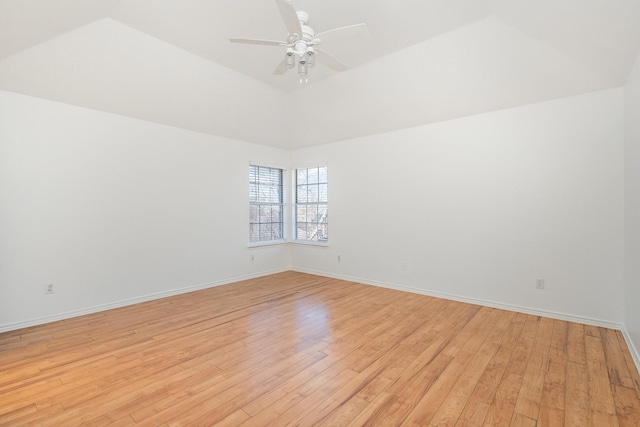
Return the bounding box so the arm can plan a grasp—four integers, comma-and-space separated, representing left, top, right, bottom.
275, 0, 303, 37
273, 58, 289, 75
314, 23, 369, 44
229, 38, 286, 46
315, 49, 348, 72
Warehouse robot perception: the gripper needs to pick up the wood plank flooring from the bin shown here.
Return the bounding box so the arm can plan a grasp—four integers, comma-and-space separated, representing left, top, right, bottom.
1, 271, 639, 426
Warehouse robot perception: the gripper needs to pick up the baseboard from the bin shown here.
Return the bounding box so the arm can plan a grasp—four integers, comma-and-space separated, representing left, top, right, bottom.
6, 266, 637, 376
621, 326, 640, 375
291, 267, 624, 331
0, 268, 289, 334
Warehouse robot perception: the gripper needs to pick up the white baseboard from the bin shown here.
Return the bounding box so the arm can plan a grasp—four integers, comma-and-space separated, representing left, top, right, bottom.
292, 267, 640, 375
5, 266, 639, 378
621, 326, 640, 376
291, 267, 625, 330
0, 268, 289, 334
303, 265, 640, 374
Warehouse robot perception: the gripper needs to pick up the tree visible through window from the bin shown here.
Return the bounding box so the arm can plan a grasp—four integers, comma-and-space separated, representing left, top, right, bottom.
249, 165, 283, 242
295, 166, 328, 242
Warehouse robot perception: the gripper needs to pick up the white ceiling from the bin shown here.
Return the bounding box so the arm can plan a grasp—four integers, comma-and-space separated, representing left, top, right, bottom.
1, 0, 639, 149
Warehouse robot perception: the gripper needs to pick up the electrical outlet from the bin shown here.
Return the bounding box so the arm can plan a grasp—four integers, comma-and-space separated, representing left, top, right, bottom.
45, 283, 55, 294
536, 279, 545, 290
401, 261, 408, 271
251, 255, 255, 262
337, 255, 341, 262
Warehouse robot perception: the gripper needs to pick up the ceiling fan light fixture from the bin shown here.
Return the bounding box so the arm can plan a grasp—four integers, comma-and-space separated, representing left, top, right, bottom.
298, 61, 308, 83
306, 47, 315, 67
286, 48, 295, 68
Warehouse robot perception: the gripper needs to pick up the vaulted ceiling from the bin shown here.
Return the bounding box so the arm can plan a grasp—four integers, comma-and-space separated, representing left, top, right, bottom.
1, 0, 639, 149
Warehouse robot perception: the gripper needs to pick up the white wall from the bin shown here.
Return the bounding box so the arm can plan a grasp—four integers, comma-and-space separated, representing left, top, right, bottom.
292, 88, 625, 325
0, 85, 631, 336
0, 91, 290, 331
625, 52, 640, 364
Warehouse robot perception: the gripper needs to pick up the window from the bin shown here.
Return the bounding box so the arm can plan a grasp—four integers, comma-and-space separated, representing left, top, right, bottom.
249, 165, 284, 243
295, 166, 328, 242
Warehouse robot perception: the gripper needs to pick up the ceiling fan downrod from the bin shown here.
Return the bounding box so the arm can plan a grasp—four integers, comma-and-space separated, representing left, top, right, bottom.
288, 11, 315, 83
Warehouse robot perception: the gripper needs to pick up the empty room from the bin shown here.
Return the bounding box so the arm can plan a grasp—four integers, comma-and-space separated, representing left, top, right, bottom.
1, 0, 640, 425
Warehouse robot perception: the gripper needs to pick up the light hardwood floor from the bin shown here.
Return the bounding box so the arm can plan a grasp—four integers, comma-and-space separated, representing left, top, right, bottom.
1, 271, 639, 426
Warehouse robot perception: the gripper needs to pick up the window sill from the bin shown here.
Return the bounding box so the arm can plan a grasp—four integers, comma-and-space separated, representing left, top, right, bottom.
248, 239, 287, 248
290, 240, 329, 248
248, 240, 329, 248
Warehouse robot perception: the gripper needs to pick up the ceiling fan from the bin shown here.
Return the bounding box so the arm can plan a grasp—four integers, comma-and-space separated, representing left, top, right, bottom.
229, 0, 368, 83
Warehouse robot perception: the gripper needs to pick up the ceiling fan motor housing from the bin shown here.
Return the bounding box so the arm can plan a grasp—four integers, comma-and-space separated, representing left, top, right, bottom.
293, 12, 315, 61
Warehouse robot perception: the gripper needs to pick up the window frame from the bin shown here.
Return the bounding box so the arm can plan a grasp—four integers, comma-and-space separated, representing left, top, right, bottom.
248, 164, 287, 246
293, 165, 328, 245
